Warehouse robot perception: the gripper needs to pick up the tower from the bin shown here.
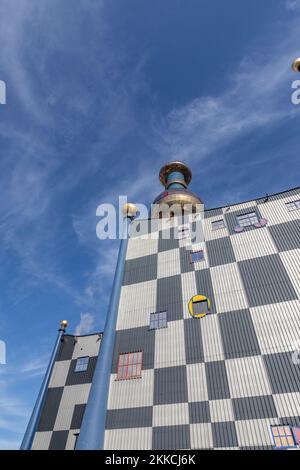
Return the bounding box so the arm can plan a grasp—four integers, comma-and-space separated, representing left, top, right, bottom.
23, 162, 300, 450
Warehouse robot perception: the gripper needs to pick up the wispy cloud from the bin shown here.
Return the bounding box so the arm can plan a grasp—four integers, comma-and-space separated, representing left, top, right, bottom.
75, 312, 95, 336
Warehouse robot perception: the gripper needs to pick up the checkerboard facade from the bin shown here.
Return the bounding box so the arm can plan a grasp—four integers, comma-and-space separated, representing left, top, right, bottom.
104, 188, 300, 450
31, 333, 102, 450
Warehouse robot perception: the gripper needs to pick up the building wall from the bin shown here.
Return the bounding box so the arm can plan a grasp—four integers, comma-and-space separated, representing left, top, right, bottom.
31, 333, 102, 450
104, 188, 300, 449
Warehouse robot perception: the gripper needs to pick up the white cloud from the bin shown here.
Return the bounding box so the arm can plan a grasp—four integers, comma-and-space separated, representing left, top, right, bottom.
75, 312, 95, 336
285, 0, 300, 11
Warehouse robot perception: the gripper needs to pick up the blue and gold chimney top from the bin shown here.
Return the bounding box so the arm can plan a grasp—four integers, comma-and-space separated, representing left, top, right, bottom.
152, 161, 202, 217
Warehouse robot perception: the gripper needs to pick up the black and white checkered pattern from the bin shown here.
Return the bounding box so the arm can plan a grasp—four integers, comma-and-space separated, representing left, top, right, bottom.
104, 188, 300, 449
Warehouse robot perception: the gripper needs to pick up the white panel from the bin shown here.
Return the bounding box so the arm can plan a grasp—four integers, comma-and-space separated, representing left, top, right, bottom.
32, 431, 52, 450
235, 418, 278, 447
258, 195, 300, 226
225, 356, 272, 398
126, 234, 158, 260
201, 314, 224, 362
104, 427, 152, 450
53, 383, 91, 431
230, 227, 277, 261
210, 263, 248, 313
203, 215, 229, 241
209, 399, 234, 423
190, 423, 213, 449
65, 429, 79, 450
48, 360, 70, 388
117, 280, 157, 330
107, 370, 154, 409
153, 403, 189, 427
157, 248, 181, 279
250, 300, 300, 355
72, 334, 101, 359
273, 392, 300, 418
279, 249, 300, 297
186, 363, 208, 402
154, 320, 186, 368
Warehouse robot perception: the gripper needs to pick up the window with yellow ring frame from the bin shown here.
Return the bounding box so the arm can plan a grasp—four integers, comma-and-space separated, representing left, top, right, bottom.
188, 295, 211, 318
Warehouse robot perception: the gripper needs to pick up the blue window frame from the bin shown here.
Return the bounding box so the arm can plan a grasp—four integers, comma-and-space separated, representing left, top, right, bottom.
270, 425, 296, 449
149, 311, 167, 330
74, 356, 89, 373
190, 250, 204, 263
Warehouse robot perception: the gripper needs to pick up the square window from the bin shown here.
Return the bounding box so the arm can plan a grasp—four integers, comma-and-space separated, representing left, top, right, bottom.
74, 356, 89, 373
270, 425, 296, 449
190, 250, 204, 263
149, 311, 167, 330
236, 212, 259, 228
212, 219, 225, 231
192, 299, 209, 316
285, 200, 300, 211
116, 351, 142, 380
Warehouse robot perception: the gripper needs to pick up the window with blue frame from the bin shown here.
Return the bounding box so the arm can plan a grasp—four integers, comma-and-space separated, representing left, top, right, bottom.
149, 311, 167, 330
285, 200, 300, 211
74, 356, 89, 373
270, 425, 296, 449
190, 250, 204, 263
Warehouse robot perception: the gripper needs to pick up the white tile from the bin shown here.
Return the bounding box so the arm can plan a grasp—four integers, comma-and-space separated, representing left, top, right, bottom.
210, 263, 248, 313
250, 300, 300, 355
273, 392, 300, 418
187, 363, 208, 402
126, 233, 158, 260
201, 314, 224, 362
107, 370, 154, 409
104, 427, 152, 450
225, 356, 272, 398
209, 399, 234, 423
203, 216, 228, 242
190, 423, 213, 449
230, 227, 277, 261
153, 403, 189, 427
258, 196, 300, 226
32, 431, 52, 450
235, 418, 278, 447
72, 334, 101, 359
157, 248, 181, 279
154, 320, 186, 368
117, 280, 157, 330
65, 429, 79, 450
49, 360, 70, 388
222, 200, 258, 214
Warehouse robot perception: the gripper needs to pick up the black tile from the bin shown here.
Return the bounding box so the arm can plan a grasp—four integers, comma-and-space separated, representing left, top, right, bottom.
268, 219, 300, 252
158, 228, 179, 252
194, 269, 216, 313
37, 387, 64, 432
156, 275, 183, 321
153, 425, 190, 450
212, 421, 238, 448
49, 430, 69, 450
70, 404, 86, 429
232, 395, 277, 420
105, 406, 153, 429
123, 254, 157, 286
184, 318, 204, 365
205, 361, 230, 400
206, 237, 236, 267
219, 309, 260, 359
224, 206, 262, 236
112, 326, 155, 373
189, 401, 210, 423
56, 335, 75, 361
154, 366, 188, 405
263, 352, 300, 394
65, 356, 98, 386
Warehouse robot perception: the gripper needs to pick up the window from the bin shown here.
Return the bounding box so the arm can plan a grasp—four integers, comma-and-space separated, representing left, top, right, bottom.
117, 351, 142, 380
149, 311, 167, 330
236, 212, 259, 228
190, 250, 204, 263
188, 295, 211, 318
270, 425, 296, 449
74, 356, 89, 373
212, 219, 225, 231
286, 200, 300, 211
178, 224, 190, 239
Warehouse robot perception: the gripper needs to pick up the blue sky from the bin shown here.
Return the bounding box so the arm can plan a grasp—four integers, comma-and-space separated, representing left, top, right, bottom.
0, 0, 299, 449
